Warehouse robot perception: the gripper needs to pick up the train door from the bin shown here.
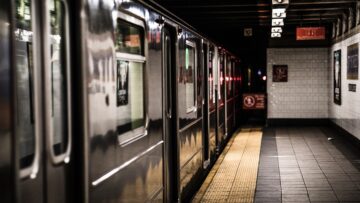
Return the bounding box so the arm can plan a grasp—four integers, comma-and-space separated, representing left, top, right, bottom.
208, 45, 217, 155
14, 0, 74, 202
202, 42, 210, 168
0, 2, 17, 202
163, 25, 179, 202
15, 0, 44, 202
43, 0, 73, 202
217, 51, 226, 147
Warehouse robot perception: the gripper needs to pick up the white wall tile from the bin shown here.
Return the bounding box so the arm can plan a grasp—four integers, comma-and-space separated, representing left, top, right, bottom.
330, 33, 360, 140
267, 48, 329, 119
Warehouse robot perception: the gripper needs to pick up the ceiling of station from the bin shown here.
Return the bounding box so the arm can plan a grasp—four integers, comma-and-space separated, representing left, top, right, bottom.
155, 0, 357, 28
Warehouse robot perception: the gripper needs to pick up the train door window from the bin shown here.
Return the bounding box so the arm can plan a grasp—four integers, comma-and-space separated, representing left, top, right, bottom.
185, 40, 197, 113
226, 57, 233, 99
49, 0, 69, 157
15, 0, 36, 171
219, 53, 224, 106
115, 16, 147, 146
208, 46, 215, 111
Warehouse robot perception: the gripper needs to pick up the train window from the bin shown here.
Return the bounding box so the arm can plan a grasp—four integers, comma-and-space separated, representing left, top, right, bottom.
116, 60, 145, 134
50, 0, 69, 155
208, 48, 216, 111
115, 20, 143, 55
219, 54, 225, 106
185, 41, 197, 113
226, 57, 233, 99
15, 0, 35, 169
115, 17, 146, 146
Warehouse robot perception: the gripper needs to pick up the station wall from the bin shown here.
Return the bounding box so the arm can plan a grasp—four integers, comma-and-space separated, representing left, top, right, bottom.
330, 32, 360, 140
267, 48, 329, 119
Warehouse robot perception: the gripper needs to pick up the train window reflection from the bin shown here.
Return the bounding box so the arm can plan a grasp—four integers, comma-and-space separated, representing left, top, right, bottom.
116, 60, 145, 142
226, 57, 233, 99
219, 54, 225, 105
208, 48, 216, 111
50, 0, 68, 155
185, 42, 196, 112
15, 0, 35, 168
115, 20, 143, 55
115, 17, 146, 145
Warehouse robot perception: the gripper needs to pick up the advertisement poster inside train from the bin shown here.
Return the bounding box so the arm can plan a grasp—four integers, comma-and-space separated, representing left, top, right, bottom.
273, 65, 288, 82
117, 60, 129, 106
334, 50, 341, 105
347, 43, 358, 80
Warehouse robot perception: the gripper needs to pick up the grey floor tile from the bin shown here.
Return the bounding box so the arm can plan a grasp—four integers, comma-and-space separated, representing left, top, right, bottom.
256, 179, 281, 185
257, 175, 280, 180
300, 168, 323, 174
282, 187, 308, 195
254, 197, 281, 203
330, 181, 359, 191
306, 187, 334, 191
302, 173, 326, 179
254, 191, 281, 198
325, 173, 351, 181
282, 194, 310, 202
308, 190, 338, 202
256, 185, 281, 191
311, 202, 338, 203
335, 190, 360, 202
305, 180, 332, 189
281, 181, 306, 187
348, 173, 360, 181
322, 169, 346, 174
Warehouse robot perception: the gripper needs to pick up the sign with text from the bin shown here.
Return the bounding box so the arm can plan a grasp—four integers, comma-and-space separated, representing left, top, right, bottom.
296, 27, 326, 40
349, 84, 357, 92
334, 50, 341, 105
347, 43, 359, 80
273, 65, 288, 82
243, 94, 266, 110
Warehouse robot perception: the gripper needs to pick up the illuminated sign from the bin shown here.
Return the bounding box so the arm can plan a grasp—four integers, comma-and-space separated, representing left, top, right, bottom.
272, 19, 284, 26
243, 94, 266, 110
296, 27, 326, 40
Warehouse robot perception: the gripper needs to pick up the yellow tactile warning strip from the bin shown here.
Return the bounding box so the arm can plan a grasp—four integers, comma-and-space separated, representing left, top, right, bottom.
193, 128, 263, 203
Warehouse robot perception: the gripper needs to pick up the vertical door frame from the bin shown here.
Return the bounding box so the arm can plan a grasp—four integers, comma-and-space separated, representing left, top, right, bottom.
162, 23, 179, 203
202, 40, 210, 168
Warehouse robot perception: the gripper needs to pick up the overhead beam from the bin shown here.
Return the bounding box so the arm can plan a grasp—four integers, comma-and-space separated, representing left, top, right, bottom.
290, 0, 357, 5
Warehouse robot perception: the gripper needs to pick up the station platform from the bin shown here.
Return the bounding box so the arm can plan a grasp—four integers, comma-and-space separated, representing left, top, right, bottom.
193, 126, 360, 203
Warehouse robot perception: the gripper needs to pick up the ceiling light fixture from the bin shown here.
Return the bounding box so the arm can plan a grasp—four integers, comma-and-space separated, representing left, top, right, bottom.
272, 8, 286, 18
271, 27, 283, 33
271, 33, 281, 38
272, 0, 289, 5
272, 19, 284, 26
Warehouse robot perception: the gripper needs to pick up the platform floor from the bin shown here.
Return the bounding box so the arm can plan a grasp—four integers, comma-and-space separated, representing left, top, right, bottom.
193, 126, 360, 203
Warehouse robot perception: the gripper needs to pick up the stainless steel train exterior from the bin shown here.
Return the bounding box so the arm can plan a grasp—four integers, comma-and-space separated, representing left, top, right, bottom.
0, 0, 243, 202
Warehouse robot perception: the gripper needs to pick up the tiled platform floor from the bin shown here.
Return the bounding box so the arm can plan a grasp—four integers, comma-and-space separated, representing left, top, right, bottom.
194, 126, 360, 203
255, 127, 360, 203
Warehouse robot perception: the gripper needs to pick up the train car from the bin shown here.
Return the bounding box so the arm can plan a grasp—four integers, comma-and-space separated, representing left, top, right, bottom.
0, 0, 243, 202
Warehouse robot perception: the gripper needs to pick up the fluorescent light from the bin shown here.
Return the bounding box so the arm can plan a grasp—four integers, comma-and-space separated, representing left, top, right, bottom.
271, 33, 281, 38
272, 0, 289, 5
272, 8, 286, 18
272, 19, 284, 26
271, 27, 283, 33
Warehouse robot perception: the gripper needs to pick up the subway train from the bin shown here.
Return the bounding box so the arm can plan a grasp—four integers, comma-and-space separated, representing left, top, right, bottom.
0, 0, 243, 202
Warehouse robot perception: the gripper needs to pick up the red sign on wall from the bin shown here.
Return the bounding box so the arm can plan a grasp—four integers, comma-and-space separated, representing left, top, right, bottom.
296, 27, 325, 40
243, 94, 266, 110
